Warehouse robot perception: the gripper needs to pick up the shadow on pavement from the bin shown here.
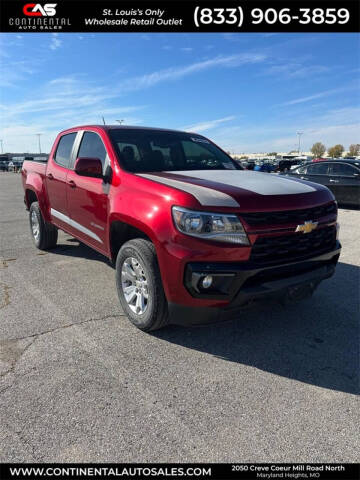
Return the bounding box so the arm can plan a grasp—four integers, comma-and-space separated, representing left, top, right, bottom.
155, 262, 359, 395
50, 239, 112, 265
46, 238, 359, 394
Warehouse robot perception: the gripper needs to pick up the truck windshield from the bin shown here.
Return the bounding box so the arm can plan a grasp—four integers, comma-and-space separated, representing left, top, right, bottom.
108, 129, 241, 172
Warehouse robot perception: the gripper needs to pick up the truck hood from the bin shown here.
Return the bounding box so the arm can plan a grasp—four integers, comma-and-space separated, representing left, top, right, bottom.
138, 170, 333, 211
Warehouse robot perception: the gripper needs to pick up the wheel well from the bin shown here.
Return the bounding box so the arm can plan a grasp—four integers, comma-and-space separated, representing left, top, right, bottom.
110, 221, 151, 263
26, 189, 37, 207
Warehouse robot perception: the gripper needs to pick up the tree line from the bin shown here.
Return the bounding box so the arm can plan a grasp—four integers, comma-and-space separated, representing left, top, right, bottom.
265, 144, 360, 158
310, 143, 360, 159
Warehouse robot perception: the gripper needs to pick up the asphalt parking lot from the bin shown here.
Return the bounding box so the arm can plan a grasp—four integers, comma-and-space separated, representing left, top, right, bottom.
0, 172, 358, 463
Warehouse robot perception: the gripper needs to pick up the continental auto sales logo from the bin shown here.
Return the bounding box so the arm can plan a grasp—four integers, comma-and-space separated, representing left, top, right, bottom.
8, 2, 71, 30
23, 3, 57, 16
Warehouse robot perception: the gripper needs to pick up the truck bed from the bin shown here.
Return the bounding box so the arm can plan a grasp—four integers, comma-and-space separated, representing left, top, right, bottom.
22, 160, 47, 176
22, 160, 48, 210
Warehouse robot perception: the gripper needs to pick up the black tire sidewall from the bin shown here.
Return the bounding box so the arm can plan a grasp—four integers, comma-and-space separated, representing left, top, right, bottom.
29, 203, 43, 249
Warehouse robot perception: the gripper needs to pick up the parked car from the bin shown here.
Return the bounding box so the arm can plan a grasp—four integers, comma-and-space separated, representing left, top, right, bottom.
284, 160, 360, 207
244, 161, 255, 170
254, 162, 275, 173
14, 160, 24, 172
22, 125, 341, 331
276, 159, 302, 172
7, 159, 23, 172
0, 159, 9, 171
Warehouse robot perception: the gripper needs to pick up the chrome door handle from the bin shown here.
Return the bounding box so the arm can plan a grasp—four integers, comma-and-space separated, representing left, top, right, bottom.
329, 179, 339, 183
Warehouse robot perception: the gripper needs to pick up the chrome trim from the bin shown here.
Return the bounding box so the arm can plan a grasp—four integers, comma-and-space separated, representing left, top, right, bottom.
50, 208, 103, 243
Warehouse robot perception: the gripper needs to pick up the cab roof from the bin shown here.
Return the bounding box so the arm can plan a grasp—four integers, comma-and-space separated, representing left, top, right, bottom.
66, 125, 195, 135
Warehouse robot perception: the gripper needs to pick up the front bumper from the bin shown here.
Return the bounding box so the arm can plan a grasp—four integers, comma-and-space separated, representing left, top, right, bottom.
169, 242, 341, 325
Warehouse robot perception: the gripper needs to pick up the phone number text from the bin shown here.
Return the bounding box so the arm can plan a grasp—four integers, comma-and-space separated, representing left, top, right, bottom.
193, 7, 350, 27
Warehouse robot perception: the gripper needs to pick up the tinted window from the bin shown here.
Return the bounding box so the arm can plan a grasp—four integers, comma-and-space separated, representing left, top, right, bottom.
307, 163, 329, 175
78, 132, 107, 166
117, 142, 142, 168
329, 163, 358, 176
108, 129, 240, 172
181, 140, 233, 169
54, 133, 76, 168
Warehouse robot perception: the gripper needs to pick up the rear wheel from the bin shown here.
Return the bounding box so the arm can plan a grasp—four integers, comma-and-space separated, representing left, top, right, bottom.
115, 239, 169, 331
29, 202, 58, 250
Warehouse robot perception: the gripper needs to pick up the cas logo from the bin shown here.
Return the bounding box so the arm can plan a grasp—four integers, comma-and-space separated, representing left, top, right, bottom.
23, 3, 57, 17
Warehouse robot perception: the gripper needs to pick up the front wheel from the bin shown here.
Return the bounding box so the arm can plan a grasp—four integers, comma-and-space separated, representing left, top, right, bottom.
29, 201, 58, 250
115, 239, 169, 331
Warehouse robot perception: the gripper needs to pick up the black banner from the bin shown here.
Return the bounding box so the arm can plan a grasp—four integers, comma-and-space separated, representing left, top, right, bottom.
0, 464, 359, 480
0, 0, 359, 33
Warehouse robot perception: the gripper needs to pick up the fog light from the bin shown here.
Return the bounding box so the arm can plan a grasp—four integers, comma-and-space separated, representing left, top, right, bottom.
201, 275, 213, 289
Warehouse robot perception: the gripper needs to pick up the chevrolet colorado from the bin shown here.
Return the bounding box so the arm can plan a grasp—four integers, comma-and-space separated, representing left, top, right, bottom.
22, 125, 341, 331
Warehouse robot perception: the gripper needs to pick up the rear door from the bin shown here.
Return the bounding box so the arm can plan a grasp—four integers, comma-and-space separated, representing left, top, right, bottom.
46, 132, 77, 229
65, 130, 109, 251
328, 162, 360, 205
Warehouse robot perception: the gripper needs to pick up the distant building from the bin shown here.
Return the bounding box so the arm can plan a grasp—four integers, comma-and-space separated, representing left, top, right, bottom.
1, 153, 48, 162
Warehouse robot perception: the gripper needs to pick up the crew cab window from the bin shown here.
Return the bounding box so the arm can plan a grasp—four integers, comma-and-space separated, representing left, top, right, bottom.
306, 163, 329, 175
329, 163, 359, 176
54, 133, 77, 168
78, 132, 107, 166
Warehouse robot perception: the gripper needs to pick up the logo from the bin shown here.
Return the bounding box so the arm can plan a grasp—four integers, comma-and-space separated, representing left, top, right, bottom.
10, 2, 69, 29
23, 3, 57, 17
295, 220, 318, 234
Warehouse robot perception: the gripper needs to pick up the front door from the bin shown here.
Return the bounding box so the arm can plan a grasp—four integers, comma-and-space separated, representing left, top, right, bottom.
304, 162, 330, 188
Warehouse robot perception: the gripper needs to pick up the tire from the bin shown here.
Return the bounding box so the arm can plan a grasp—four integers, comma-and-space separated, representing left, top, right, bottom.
115, 238, 169, 331
29, 201, 58, 250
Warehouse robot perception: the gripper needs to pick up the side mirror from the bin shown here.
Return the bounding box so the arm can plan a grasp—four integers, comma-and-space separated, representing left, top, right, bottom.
74, 157, 103, 178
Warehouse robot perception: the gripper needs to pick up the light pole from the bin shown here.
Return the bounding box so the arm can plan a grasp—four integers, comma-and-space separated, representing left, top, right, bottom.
116, 119, 124, 125
297, 131, 304, 155
36, 133, 42, 154
0, 139, 3, 154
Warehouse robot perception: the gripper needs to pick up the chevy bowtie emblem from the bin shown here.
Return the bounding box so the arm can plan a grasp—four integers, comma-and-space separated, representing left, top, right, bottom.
295, 220, 318, 234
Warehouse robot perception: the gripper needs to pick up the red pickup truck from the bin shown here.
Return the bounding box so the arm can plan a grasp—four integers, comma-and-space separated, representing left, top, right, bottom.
22, 125, 341, 331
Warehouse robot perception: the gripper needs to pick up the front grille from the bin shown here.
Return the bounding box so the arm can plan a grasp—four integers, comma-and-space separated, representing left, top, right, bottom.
250, 225, 337, 265
241, 202, 337, 227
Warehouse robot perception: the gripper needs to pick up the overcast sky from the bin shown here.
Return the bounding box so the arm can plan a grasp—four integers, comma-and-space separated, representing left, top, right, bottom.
0, 32, 359, 153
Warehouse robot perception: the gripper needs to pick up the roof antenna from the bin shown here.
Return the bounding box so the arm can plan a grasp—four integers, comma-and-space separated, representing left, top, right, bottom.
102, 116, 106, 125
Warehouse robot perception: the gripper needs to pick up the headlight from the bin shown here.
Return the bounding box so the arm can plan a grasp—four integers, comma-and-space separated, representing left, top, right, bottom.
172, 206, 249, 245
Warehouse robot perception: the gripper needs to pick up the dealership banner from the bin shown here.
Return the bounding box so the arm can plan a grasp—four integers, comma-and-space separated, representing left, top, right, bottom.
0, 0, 359, 33
0, 464, 359, 480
